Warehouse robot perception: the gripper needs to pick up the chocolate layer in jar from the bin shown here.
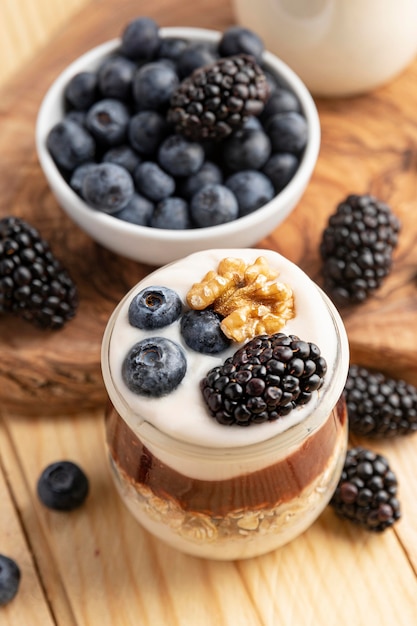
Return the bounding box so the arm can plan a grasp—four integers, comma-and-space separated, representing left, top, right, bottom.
106, 397, 346, 517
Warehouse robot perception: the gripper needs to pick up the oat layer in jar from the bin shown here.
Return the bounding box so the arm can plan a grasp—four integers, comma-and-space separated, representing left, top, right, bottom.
101, 249, 349, 560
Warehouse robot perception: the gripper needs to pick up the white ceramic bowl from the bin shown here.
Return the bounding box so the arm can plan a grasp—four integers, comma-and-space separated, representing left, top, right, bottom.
36, 26, 320, 266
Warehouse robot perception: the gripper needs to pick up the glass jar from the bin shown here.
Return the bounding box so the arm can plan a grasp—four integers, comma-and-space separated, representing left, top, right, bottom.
101, 249, 349, 560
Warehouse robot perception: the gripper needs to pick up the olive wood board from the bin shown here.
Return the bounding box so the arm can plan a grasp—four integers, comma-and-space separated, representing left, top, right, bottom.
1, 0, 417, 416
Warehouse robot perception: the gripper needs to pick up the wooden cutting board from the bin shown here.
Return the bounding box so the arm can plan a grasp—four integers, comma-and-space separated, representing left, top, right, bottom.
1, 0, 417, 416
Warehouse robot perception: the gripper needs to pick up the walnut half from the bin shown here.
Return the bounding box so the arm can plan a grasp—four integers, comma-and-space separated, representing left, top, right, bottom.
186, 256, 295, 342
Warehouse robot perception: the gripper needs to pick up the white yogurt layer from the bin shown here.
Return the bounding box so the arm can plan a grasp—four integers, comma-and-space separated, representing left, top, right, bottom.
103, 249, 346, 455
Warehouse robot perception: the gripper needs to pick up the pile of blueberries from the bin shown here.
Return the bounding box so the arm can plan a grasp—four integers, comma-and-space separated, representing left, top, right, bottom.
47, 17, 308, 230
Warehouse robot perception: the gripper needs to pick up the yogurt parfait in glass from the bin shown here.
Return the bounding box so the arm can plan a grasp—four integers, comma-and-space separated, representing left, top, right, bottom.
102, 248, 349, 559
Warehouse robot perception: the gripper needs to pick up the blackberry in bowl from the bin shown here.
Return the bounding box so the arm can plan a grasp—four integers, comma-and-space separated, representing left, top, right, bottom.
36, 18, 320, 266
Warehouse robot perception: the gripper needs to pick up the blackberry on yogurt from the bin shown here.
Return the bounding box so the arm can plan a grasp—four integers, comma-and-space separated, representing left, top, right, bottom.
201, 332, 327, 426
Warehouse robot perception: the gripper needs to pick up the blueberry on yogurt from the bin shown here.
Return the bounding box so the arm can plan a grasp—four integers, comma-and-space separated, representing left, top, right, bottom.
128, 286, 182, 329
122, 337, 187, 397
180, 309, 231, 354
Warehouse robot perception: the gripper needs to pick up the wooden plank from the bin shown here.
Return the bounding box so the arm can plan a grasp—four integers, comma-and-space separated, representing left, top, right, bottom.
2, 410, 262, 626
0, 0, 89, 89
1, 1, 417, 624
2, 408, 417, 625
0, 417, 56, 624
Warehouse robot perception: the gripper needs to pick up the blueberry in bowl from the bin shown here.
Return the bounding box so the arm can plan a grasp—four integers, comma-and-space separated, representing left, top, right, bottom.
36, 17, 320, 266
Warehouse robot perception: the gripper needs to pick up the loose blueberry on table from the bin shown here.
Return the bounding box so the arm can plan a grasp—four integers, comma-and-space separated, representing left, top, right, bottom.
0, 555, 21, 606
47, 16, 308, 229
37, 461, 89, 511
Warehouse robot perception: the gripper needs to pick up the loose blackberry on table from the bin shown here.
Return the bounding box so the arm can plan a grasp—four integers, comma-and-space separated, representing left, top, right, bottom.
320, 194, 401, 306
344, 364, 417, 437
200, 332, 327, 426
330, 446, 401, 532
0, 216, 78, 330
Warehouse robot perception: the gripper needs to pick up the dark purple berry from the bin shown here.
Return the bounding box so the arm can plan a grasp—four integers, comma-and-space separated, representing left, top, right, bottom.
0, 216, 78, 329
120, 16, 161, 61
218, 26, 265, 63
47, 118, 95, 171
222, 128, 271, 171
179, 161, 223, 199
128, 286, 182, 329
82, 163, 134, 213
0, 555, 21, 606
265, 111, 308, 154
86, 98, 130, 147
226, 170, 274, 216
122, 336, 187, 397
176, 42, 218, 78
151, 197, 190, 229
64, 71, 98, 110
262, 152, 299, 192
97, 55, 136, 100
37, 460, 89, 511
133, 161, 175, 202
132, 61, 179, 111
330, 446, 401, 532
320, 194, 401, 305
128, 110, 169, 156
113, 193, 154, 226
190, 183, 239, 227
201, 333, 326, 426
344, 364, 417, 437
181, 309, 231, 354
157, 134, 204, 177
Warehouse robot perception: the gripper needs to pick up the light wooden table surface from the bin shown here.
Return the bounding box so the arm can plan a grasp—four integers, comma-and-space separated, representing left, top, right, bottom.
1, 1, 417, 625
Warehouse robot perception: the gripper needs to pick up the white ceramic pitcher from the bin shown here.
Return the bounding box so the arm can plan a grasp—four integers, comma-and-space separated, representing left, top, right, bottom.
232, 0, 417, 96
